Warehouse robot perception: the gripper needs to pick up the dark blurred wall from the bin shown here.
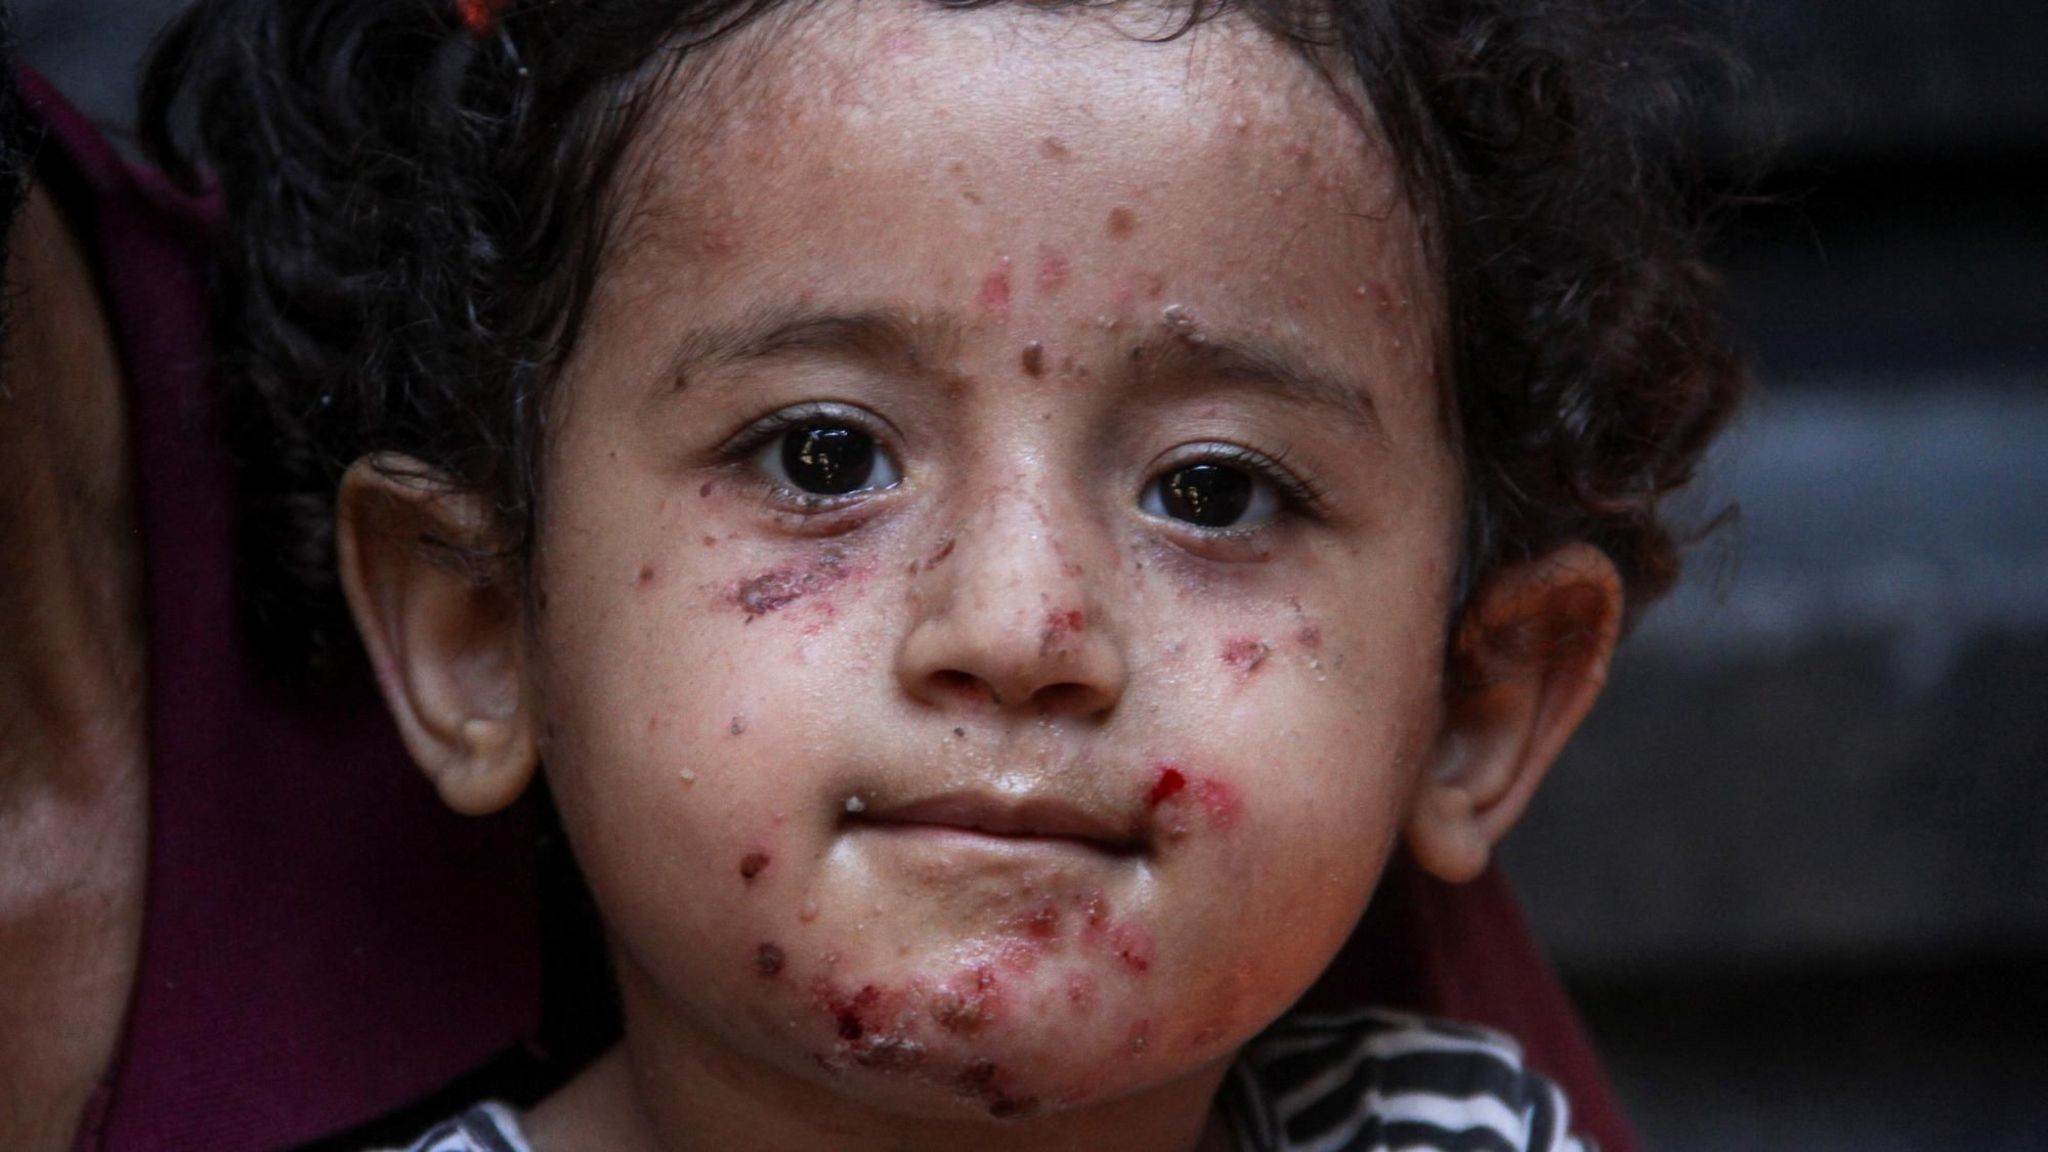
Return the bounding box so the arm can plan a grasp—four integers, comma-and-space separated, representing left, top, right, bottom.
13, 0, 182, 135
1499, 5, 2048, 1150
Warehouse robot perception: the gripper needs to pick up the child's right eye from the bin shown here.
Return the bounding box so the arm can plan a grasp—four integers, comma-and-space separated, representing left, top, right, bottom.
746, 412, 902, 502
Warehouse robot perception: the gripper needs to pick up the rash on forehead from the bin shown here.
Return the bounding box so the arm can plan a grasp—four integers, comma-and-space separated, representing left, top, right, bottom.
609, 0, 1399, 265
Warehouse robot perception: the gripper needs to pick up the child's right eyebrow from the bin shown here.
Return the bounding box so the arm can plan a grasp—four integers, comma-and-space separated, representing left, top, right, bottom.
661, 306, 962, 389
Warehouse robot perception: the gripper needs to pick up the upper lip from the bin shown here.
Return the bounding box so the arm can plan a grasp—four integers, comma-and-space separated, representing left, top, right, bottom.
852, 791, 1144, 854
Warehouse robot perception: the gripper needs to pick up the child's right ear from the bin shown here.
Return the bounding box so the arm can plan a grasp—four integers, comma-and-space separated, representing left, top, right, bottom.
336, 454, 538, 815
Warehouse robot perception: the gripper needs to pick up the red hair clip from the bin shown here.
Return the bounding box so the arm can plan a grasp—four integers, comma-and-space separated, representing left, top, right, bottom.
456, 0, 507, 32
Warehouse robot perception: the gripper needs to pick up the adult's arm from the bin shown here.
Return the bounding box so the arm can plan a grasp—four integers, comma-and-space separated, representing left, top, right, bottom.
0, 177, 148, 1152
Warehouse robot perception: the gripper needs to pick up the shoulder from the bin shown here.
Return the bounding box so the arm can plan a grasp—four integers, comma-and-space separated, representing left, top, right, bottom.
380, 1102, 535, 1152
1226, 1008, 1596, 1152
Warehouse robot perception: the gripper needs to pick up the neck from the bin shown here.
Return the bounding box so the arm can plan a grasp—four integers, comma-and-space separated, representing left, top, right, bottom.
523, 960, 1240, 1152
0, 184, 148, 1152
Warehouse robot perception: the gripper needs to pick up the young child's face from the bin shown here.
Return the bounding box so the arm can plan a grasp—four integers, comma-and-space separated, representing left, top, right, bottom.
533, 0, 1457, 1127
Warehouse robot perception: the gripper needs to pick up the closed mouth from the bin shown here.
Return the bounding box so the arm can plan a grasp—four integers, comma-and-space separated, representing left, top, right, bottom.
847, 792, 1146, 856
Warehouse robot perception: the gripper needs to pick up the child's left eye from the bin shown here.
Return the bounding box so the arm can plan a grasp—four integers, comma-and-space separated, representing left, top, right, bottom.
1140, 446, 1306, 531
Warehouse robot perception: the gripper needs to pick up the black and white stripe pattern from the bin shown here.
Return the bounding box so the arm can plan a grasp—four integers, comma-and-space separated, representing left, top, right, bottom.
387, 1012, 1586, 1152
1224, 1009, 1594, 1152
384, 1102, 533, 1152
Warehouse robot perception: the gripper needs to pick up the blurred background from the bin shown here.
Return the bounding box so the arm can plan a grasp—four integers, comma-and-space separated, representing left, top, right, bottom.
15, 0, 2045, 1148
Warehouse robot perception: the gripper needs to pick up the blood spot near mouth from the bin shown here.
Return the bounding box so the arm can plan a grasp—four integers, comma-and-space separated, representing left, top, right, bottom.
739, 851, 771, 881
1019, 340, 1045, 377
1146, 767, 1187, 808
1143, 764, 1241, 830
754, 942, 785, 977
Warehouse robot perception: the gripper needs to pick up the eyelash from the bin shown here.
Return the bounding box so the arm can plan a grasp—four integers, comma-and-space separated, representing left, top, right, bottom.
716, 402, 901, 510
1156, 443, 1330, 524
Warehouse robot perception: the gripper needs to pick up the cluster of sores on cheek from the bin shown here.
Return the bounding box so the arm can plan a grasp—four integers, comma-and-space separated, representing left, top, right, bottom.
722, 764, 1242, 1118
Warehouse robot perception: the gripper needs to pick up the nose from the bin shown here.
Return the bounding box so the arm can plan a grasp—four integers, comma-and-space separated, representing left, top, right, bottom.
895, 490, 1125, 720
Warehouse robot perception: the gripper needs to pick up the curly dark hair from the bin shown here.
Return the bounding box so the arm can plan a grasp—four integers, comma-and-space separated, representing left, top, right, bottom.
142, 0, 1743, 685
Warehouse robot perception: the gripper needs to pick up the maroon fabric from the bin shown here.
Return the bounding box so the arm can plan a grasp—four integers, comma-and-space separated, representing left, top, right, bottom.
22, 74, 542, 1152
21, 70, 1633, 1152
1304, 855, 1641, 1152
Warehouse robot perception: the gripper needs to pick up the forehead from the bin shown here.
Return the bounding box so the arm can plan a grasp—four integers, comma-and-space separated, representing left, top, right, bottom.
591, 0, 1440, 438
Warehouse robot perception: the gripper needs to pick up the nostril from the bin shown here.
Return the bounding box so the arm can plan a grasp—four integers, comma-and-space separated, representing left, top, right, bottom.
1029, 682, 1111, 717
930, 669, 988, 703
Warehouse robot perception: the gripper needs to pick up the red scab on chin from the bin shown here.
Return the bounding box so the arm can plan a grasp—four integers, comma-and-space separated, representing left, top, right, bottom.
1110, 923, 1154, 974
815, 980, 927, 1070
1126, 1018, 1152, 1056
1007, 902, 1060, 940
931, 964, 1001, 1036
955, 1060, 1040, 1120
738, 851, 771, 882
1221, 636, 1271, 676
1065, 972, 1098, 1011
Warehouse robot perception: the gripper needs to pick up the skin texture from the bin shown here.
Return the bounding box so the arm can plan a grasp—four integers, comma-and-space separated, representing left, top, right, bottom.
0, 186, 148, 1152
340, 4, 1624, 1150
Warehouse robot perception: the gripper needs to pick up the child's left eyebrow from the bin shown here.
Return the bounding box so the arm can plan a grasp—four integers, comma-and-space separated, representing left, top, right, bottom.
1119, 324, 1387, 442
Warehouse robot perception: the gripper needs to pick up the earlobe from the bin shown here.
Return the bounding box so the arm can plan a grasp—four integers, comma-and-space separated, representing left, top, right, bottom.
1406, 543, 1623, 883
336, 454, 538, 816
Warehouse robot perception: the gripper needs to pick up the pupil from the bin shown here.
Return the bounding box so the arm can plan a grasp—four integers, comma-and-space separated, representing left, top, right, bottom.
1163, 464, 1251, 527
782, 425, 875, 496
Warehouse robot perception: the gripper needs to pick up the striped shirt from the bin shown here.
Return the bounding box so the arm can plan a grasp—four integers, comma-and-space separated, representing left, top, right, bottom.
1224, 1009, 1594, 1152
392, 1011, 1590, 1152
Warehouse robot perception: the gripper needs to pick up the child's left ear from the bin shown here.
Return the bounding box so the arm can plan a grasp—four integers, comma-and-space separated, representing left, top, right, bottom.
1405, 542, 1624, 884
